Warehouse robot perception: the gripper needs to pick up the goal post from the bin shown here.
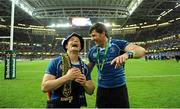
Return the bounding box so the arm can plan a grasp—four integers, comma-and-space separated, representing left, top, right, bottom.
1, 0, 16, 79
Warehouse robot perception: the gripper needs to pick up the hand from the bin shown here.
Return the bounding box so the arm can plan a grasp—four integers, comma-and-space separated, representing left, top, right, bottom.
111, 53, 128, 69
75, 74, 87, 86
65, 67, 81, 81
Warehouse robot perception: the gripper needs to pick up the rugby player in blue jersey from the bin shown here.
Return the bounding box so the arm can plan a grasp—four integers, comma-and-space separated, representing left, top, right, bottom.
88, 22, 145, 108
41, 32, 95, 108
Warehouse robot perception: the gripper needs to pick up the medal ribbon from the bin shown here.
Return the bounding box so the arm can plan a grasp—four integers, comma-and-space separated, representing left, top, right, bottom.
96, 39, 109, 72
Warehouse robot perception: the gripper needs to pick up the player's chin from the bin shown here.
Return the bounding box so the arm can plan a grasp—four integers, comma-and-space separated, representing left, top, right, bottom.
71, 48, 80, 52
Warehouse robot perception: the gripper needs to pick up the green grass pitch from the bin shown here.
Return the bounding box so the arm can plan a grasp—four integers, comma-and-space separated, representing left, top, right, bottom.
0, 59, 180, 108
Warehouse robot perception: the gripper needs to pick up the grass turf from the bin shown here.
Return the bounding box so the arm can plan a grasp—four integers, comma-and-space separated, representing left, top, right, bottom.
0, 59, 180, 108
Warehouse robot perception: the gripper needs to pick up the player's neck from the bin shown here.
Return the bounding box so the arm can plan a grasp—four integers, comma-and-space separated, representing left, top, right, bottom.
67, 51, 79, 63
99, 37, 108, 48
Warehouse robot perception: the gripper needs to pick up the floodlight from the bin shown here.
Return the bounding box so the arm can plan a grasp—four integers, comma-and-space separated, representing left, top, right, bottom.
71, 17, 92, 27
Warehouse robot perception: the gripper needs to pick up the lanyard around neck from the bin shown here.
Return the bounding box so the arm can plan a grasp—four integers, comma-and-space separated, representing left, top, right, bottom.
96, 39, 109, 72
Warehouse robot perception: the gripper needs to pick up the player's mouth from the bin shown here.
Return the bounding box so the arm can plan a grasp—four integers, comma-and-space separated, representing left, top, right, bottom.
71, 44, 78, 48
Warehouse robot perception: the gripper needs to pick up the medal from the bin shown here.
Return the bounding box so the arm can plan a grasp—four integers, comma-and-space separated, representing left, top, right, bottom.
96, 38, 110, 80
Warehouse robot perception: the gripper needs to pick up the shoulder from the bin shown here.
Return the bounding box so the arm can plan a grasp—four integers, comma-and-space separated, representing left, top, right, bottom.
88, 46, 97, 55
50, 56, 62, 65
46, 56, 62, 76
89, 46, 96, 52
52, 56, 62, 62
111, 39, 128, 44
111, 39, 129, 47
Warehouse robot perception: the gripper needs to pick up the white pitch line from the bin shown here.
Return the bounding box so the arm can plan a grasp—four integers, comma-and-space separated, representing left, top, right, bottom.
127, 74, 180, 78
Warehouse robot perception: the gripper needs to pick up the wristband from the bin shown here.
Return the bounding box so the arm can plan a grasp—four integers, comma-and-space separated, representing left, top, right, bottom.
127, 51, 135, 59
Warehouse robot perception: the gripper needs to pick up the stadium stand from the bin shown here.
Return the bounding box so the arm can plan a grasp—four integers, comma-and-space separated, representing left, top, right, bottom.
0, 0, 179, 60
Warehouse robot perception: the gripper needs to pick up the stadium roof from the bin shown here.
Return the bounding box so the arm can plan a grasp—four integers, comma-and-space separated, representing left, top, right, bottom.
0, 0, 180, 36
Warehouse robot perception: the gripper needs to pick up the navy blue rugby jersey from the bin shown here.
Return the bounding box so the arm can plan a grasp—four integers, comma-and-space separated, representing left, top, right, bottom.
45, 56, 91, 100
88, 39, 129, 88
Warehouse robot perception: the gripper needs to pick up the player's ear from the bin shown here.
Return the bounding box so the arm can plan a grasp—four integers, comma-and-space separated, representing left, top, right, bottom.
65, 44, 68, 50
102, 31, 106, 37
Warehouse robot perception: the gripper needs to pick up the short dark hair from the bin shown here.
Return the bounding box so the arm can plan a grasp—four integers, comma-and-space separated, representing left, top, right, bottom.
89, 22, 108, 38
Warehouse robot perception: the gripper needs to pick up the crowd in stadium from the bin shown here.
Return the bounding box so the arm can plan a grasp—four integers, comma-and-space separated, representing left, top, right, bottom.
0, 21, 180, 61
